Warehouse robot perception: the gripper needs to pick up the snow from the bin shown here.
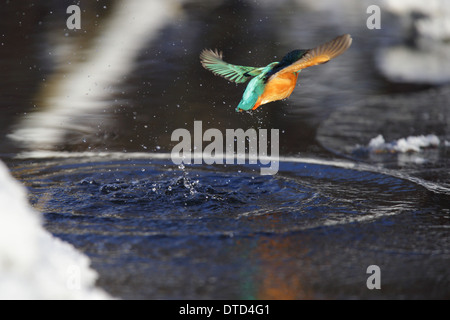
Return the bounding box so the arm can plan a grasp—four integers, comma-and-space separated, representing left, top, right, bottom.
367, 134, 440, 153
378, 0, 450, 84
0, 160, 111, 299
377, 45, 450, 84
383, 0, 450, 40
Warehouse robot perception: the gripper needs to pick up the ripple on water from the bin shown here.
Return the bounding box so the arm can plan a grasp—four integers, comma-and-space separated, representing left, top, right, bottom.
9, 154, 449, 299
12, 156, 429, 237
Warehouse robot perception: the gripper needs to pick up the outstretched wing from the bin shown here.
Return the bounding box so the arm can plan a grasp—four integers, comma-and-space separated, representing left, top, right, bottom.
270, 34, 352, 78
200, 49, 263, 84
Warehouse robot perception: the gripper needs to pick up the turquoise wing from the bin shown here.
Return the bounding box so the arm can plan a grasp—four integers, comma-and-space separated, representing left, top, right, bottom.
200, 49, 263, 84
236, 62, 279, 111
236, 76, 265, 111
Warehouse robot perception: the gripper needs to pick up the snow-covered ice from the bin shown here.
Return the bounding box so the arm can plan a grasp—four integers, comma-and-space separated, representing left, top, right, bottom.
0, 160, 111, 299
378, 0, 450, 84
367, 134, 440, 153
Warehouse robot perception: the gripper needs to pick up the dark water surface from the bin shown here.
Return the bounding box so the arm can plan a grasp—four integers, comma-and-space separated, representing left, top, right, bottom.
9, 155, 449, 299
1, 0, 449, 299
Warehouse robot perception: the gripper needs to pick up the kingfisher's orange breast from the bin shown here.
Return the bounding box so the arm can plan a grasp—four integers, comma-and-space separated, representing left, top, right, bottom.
252, 72, 299, 110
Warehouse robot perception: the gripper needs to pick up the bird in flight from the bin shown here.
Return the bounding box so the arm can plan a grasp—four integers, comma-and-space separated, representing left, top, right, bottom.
200, 34, 352, 112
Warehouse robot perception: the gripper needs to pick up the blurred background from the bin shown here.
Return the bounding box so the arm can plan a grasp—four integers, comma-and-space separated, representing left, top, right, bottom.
0, 0, 449, 299
1, 0, 447, 159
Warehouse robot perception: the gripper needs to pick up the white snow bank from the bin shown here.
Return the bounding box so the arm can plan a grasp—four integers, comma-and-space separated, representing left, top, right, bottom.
0, 160, 111, 299
383, 0, 450, 40
378, 0, 450, 84
377, 45, 450, 84
367, 134, 440, 153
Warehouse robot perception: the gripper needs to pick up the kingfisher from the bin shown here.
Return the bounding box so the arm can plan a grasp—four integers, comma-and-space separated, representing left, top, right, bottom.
200, 34, 352, 112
